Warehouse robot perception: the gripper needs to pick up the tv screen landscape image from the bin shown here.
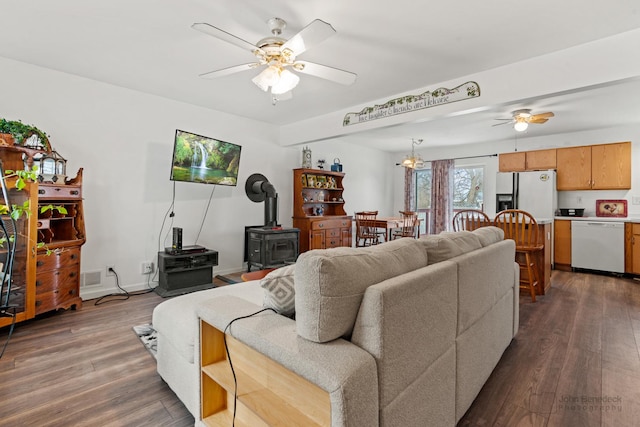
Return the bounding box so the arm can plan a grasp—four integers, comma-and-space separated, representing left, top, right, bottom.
170, 129, 241, 186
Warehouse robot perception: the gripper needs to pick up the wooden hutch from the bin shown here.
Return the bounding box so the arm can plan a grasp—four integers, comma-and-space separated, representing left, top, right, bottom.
293, 168, 352, 253
0, 146, 85, 328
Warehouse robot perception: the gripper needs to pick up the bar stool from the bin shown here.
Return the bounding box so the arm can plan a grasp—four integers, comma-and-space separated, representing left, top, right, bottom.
493, 209, 543, 302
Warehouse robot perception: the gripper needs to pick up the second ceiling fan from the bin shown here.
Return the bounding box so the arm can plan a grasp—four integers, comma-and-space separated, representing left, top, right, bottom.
192, 17, 357, 100
494, 109, 555, 131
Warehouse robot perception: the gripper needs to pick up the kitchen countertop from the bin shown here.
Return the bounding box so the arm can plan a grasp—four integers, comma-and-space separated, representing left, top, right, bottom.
554, 216, 640, 222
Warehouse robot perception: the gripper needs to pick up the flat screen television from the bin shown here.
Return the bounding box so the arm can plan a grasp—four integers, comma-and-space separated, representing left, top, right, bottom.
170, 129, 241, 186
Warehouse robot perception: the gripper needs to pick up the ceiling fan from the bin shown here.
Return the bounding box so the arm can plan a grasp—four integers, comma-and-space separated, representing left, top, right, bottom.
192, 17, 357, 101
493, 109, 555, 131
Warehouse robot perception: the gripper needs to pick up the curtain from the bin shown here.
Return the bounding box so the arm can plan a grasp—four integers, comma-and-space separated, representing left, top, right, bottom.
403, 166, 415, 212
430, 159, 454, 234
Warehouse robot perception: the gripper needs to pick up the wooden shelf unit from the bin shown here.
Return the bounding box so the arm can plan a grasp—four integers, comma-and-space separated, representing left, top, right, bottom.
200, 320, 331, 426
0, 144, 86, 327
292, 168, 352, 253
34, 172, 85, 314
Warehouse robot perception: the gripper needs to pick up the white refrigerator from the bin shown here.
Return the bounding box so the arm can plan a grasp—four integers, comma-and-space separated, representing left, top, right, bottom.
495, 170, 558, 219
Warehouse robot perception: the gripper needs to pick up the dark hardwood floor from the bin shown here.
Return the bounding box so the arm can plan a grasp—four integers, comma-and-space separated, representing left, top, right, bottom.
459, 270, 640, 427
1, 271, 638, 426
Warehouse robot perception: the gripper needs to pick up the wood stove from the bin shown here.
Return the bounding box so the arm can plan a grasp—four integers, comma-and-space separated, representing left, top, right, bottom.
246, 227, 299, 272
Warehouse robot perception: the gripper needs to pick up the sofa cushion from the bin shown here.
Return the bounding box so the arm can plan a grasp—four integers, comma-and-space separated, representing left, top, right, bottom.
151, 280, 264, 363
472, 226, 504, 246
418, 231, 482, 265
295, 238, 429, 343
261, 264, 296, 317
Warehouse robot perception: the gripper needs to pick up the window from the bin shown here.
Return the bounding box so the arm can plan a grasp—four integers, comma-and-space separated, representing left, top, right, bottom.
415, 165, 484, 210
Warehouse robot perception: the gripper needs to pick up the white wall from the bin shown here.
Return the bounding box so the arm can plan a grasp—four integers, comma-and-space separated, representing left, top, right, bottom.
305, 139, 395, 217
0, 57, 389, 299
391, 124, 640, 221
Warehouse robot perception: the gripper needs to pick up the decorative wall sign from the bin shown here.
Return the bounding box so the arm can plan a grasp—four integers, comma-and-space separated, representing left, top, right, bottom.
343, 81, 480, 126
595, 199, 627, 217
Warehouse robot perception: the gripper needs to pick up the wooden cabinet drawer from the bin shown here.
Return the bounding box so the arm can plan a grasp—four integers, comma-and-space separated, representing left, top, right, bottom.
310, 218, 351, 230
35, 282, 80, 315
38, 184, 82, 200
36, 247, 81, 271
325, 235, 342, 248
36, 265, 80, 294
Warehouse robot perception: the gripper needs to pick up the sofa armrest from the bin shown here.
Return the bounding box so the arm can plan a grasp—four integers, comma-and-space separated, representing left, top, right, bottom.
197, 295, 379, 427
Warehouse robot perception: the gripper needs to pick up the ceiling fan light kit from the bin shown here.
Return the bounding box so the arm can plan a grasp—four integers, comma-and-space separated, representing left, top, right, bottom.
493, 108, 554, 132
192, 17, 356, 101
514, 118, 529, 132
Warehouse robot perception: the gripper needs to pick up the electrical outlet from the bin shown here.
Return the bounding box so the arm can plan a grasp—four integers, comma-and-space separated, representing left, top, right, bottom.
633, 196, 640, 205
141, 262, 154, 274
106, 265, 115, 277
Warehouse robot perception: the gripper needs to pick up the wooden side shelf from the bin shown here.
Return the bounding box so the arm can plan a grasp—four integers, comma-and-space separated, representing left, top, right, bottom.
200, 320, 331, 426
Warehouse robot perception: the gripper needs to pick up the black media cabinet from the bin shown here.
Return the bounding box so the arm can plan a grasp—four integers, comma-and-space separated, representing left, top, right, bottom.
155, 249, 218, 297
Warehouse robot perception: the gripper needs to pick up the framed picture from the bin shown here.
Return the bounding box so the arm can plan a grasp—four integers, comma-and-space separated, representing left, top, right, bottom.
595, 199, 627, 217
306, 174, 316, 188
316, 175, 327, 188
301, 174, 308, 187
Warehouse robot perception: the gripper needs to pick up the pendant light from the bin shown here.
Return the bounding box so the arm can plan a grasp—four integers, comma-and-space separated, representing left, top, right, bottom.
401, 139, 425, 169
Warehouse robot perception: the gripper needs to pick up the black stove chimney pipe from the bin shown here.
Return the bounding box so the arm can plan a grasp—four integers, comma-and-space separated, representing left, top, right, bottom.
245, 173, 279, 227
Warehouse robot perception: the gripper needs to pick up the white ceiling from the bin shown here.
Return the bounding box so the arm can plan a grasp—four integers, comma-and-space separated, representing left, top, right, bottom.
2, 1, 640, 152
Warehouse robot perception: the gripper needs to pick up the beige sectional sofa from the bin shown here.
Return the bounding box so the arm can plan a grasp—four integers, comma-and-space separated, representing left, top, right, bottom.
152, 226, 519, 425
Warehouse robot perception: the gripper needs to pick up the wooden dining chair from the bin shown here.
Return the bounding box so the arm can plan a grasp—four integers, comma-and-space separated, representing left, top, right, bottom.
452, 209, 491, 231
355, 211, 384, 247
493, 209, 543, 302
392, 211, 419, 239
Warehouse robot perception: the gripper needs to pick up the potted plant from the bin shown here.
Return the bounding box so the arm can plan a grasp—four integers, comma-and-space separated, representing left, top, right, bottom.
0, 118, 50, 151
0, 165, 65, 255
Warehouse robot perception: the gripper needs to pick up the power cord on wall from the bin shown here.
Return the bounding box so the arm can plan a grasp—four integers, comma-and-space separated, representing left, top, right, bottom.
94, 267, 154, 306
222, 308, 276, 426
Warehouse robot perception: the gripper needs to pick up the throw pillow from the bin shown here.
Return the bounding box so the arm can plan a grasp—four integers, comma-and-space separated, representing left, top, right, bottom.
261, 264, 296, 317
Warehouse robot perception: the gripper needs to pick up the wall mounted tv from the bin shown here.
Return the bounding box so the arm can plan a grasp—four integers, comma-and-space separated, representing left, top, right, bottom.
170, 129, 241, 186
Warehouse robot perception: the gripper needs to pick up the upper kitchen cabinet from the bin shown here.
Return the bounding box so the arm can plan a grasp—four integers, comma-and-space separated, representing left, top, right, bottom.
498, 149, 556, 172
556, 141, 631, 190
498, 152, 525, 172
525, 149, 556, 170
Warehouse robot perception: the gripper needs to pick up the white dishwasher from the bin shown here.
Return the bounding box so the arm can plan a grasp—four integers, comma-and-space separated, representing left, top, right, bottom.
571, 221, 625, 273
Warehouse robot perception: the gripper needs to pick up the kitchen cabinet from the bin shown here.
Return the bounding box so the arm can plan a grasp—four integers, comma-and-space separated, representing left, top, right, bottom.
554, 220, 572, 270
498, 149, 557, 172
556, 142, 631, 190
525, 149, 556, 170
625, 222, 640, 274
498, 152, 525, 172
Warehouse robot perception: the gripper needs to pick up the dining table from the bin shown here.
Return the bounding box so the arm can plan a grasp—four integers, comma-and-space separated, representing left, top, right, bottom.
372, 216, 422, 241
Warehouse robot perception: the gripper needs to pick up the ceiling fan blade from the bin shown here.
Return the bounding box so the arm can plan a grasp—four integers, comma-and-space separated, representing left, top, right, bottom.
492, 121, 513, 127
528, 117, 549, 124
199, 63, 261, 79
293, 61, 356, 85
281, 19, 336, 56
192, 23, 265, 56
528, 112, 554, 123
